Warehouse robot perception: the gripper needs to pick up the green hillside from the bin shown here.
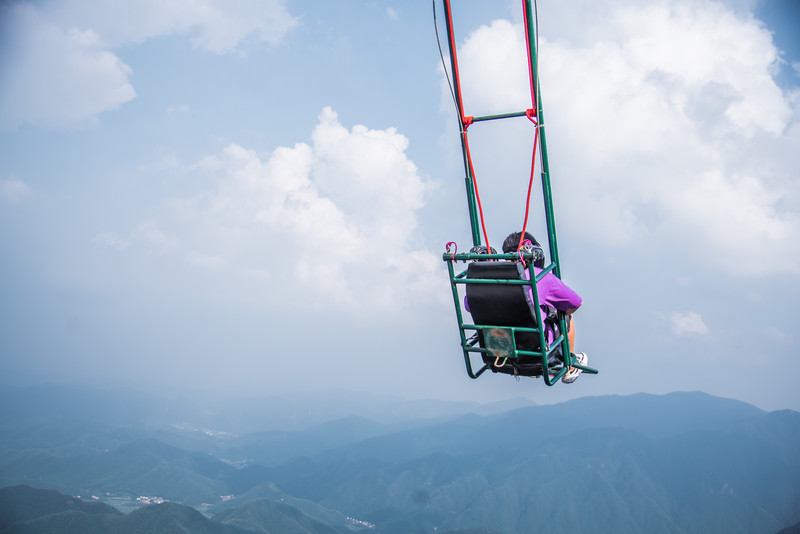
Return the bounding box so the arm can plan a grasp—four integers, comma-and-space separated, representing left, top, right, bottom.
0, 486, 354, 534
0, 438, 236, 503
0, 485, 121, 529
214, 498, 348, 534
1, 390, 798, 534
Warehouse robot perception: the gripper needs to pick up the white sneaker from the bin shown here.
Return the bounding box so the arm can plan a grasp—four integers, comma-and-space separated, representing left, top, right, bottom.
561, 352, 587, 384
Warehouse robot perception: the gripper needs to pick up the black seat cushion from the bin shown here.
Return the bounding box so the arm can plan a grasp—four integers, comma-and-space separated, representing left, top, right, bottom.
465, 261, 548, 376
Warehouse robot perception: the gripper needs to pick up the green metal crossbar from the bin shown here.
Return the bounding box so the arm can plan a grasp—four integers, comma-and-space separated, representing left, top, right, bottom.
470, 111, 530, 123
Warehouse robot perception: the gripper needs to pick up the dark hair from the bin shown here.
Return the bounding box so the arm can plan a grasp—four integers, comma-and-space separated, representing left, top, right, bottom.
502, 231, 544, 268
469, 245, 497, 260
502, 231, 538, 253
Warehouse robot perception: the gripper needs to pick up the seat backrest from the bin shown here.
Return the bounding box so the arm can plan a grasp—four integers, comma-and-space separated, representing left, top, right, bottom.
465, 261, 545, 375
465, 261, 537, 328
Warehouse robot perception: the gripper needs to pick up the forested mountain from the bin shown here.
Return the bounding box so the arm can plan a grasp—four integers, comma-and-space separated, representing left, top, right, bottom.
0, 485, 121, 529
1, 387, 798, 534
0, 486, 352, 534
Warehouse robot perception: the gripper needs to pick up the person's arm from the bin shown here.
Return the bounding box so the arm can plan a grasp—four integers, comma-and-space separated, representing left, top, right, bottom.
544, 273, 582, 314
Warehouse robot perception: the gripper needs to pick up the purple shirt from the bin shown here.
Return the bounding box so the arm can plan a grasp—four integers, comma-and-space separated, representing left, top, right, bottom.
525, 266, 582, 312
524, 266, 582, 343
465, 264, 582, 344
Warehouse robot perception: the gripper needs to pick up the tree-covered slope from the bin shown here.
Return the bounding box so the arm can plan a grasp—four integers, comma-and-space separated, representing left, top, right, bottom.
1, 391, 798, 534
0, 487, 355, 534
0, 438, 237, 503
0, 485, 121, 530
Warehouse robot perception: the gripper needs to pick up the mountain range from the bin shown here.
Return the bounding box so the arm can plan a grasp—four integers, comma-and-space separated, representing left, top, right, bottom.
0, 386, 798, 533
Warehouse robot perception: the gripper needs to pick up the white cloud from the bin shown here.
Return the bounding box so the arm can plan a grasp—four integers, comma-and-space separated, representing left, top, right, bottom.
613, 2, 789, 135
0, 3, 136, 129
670, 311, 709, 336
449, 0, 800, 277
136, 221, 180, 254
115, 108, 444, 312
41, 0, 298, 53
760, 325, 793, 344
0, 176, 32, 203
457, 19, 531, 116
0, 0, 296, 128
669, 170, 798, 276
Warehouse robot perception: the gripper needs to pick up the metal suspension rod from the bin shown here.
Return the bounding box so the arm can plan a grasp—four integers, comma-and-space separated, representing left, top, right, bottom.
442, 0, 482, 247
521, 0, 569, 356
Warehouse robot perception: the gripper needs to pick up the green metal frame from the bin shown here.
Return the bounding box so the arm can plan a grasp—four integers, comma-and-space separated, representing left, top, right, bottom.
440, 0, 598, 384
443, 251, 598, 385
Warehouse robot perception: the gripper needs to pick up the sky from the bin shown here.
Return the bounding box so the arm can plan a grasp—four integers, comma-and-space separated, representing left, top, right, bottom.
0, 0, 798, 412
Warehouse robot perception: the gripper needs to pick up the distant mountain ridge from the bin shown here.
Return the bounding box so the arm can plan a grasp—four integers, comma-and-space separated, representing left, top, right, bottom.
0, 384, 536, 433
0, 388, 798, 534
0, 486, 347, 534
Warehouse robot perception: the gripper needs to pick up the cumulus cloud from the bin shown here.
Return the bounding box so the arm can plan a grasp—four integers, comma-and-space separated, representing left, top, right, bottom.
449, 0, 800, 276
457, 19, 531, 116
0, 3, 135, 129
0, 176, 32, 204
106, 108, 443, 312
670, 311, 709, 336
42, 0, 298, 53
0, 0, 296, 128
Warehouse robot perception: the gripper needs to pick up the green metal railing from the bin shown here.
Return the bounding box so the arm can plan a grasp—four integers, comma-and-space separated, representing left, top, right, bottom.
443, 251, 597, 385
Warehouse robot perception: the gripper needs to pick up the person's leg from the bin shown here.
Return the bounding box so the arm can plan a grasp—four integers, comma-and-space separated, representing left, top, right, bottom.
562, 317, 587, 383
568, 317, 576, 354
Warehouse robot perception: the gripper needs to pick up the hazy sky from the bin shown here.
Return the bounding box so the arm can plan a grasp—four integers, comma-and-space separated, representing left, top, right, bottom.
1, 0, 798, 411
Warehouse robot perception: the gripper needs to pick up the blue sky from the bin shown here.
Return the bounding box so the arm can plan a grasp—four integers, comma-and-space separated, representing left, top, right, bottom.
1, 0, 798, 411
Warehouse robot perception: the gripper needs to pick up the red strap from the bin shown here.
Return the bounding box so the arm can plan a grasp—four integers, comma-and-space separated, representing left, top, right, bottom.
443, 0, 489, 251
463, 131, 491, 251
445, 0, 545, 255
518, 125, 540, 242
